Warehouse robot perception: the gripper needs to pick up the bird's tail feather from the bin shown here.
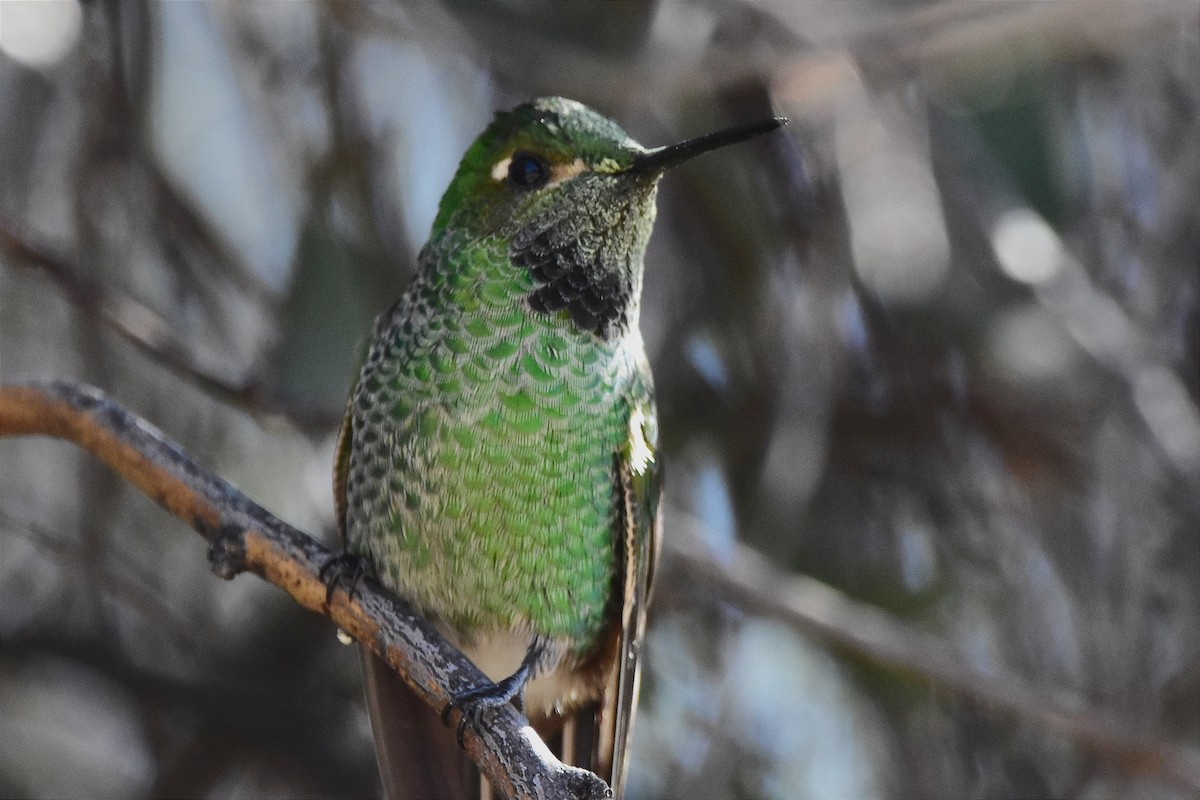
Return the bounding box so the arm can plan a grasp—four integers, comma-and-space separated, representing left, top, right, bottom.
360, 647, 480, 800
362, 649, 621, 799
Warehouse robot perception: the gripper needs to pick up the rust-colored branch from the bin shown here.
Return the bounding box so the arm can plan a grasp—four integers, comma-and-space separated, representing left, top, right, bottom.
0, 381, 607, 800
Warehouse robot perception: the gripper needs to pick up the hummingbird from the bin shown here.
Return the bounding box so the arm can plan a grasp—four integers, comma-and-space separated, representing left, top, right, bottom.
334, 96, 785, 799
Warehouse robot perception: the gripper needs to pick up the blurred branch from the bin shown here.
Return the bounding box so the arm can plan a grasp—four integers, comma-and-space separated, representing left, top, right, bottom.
0, 511, 207, 652
774, 2, 1190, 119
855, 0, 1185, 73
0, 220, 339, 431
0, 381, 607, 800
0, 629, 361, 798
665, 532, 1200, 793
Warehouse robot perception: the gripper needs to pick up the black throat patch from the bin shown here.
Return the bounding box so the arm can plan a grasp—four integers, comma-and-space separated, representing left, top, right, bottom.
511, 227, 633, 340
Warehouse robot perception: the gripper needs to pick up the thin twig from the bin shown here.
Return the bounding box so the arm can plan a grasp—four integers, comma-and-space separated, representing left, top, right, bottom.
0, 380, 607, 800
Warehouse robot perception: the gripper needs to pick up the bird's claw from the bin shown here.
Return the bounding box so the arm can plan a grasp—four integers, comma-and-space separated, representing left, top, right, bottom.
319, 550, 370, 606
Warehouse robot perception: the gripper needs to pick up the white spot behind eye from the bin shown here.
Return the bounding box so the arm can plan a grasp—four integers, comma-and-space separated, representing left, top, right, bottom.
491, 156, 512, 182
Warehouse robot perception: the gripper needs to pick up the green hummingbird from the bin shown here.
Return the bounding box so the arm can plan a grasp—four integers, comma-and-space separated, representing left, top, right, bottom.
334, 96, 784, 799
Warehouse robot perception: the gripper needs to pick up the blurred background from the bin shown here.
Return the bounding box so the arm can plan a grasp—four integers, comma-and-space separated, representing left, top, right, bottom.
2, 2, 1198, 798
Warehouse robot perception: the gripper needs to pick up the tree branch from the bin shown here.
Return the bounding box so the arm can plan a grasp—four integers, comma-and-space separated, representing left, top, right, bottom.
9, 380, 1195, 794
0, 381, 608, 800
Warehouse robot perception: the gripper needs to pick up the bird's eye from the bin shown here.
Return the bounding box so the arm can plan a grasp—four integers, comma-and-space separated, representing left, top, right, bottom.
507, 153, 549, 189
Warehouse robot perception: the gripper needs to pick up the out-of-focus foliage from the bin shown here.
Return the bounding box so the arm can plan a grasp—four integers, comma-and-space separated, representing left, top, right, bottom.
1, 2, 1197, 798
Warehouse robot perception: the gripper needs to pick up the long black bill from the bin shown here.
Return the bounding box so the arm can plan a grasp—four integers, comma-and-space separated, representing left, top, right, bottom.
629, 116, 788, 174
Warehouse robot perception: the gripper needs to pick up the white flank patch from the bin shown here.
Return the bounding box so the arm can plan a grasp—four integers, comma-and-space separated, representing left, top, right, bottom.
629, 406, 654, 474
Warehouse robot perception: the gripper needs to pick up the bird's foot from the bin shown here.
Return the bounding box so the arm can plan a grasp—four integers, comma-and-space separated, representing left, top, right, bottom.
441, 642, 541, 747
319, 550, 371, 606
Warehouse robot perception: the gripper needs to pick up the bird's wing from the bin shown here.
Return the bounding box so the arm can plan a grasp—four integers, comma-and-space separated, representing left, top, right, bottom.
596, 393, 662, 796
335, 296, 401, 549
335, 302, 483, 800
339, 391, 482, 799
333, 399, 352, 548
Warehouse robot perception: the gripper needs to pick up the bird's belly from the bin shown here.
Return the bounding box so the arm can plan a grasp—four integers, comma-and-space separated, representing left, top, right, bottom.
353, 388, 625, 652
